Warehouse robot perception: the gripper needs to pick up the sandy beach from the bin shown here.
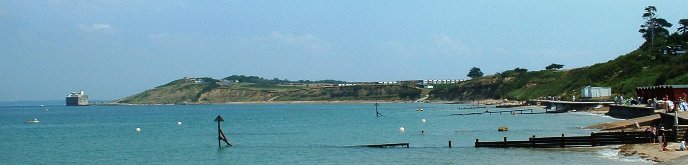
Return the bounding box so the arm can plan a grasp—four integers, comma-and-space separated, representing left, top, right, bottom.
586, 112, 688, 163
620, 143, 688, 163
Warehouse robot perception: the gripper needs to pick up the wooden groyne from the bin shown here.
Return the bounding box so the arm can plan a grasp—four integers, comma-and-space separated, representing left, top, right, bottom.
362, 143, 410, 148
452, 109, 542, 116
451, 106, 488, 110
475, 131, 653, 148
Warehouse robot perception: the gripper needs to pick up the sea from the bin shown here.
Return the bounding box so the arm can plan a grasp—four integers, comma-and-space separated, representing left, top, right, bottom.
0, 102, 653, 164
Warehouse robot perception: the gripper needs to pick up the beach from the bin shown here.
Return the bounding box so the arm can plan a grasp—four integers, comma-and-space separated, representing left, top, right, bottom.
584, 111, 688, 163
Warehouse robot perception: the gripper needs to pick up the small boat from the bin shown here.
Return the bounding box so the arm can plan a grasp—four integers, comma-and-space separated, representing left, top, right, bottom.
25, 118, 40, 124
498, 126, 508, 131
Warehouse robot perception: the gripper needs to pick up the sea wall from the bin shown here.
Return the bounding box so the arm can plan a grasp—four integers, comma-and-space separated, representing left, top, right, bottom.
606, 104, 656, 119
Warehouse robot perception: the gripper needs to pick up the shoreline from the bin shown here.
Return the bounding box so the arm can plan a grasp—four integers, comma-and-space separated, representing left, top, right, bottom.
619, 143, 688, 163
584, 113, 688, 163
98, 99, 492, 106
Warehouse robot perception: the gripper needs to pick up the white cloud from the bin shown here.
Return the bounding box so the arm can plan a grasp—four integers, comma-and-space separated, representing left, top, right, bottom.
268, 31, 330, 52
78, 23, 113, 32
434, 34, 466, 55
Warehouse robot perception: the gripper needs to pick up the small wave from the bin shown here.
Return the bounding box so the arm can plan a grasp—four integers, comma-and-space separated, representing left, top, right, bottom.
570, 112, 623, 120
597, 146, 653, 163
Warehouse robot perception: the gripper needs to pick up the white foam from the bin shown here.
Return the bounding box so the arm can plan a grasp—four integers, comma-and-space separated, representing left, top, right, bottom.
597, 146, 653, 163
571, 112, 623, 120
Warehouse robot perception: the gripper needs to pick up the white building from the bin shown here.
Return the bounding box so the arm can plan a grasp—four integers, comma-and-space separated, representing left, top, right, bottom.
581, 86, 612, 98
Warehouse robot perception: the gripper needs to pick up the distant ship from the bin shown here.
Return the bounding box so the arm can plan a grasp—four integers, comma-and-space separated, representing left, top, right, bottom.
66, 90, 89, 106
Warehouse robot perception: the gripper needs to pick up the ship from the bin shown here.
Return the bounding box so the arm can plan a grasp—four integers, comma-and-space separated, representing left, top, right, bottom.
66, 90, 89, 106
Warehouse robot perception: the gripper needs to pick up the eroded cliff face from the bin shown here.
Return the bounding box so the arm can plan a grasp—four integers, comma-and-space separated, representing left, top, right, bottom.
429, 76, 506, 100
275, 85, 422, 101
197, 87, 277, 103
117, 79, 422, 104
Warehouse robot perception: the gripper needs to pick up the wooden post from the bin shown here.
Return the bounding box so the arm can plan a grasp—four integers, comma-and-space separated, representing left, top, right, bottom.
448, 141, 452, 148
619, 130, 627, 144
375, 103, 382, 117
561, 134, 565, 148
215, 115, 232, 147
475, 139, 479, 147
503, 137, 507, 147
531, 135, 535, 148
591, 132, 596, 146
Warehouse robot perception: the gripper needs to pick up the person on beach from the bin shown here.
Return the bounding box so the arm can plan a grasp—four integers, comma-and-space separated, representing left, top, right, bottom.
663, 97, 674, 113
646, 127, 657, 143
679, 97, 688, 112
658, 127, 670, 151
651, 126, 658, 143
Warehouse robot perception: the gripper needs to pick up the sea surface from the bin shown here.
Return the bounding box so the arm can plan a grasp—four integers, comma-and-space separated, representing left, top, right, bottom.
0, 103, 652, 164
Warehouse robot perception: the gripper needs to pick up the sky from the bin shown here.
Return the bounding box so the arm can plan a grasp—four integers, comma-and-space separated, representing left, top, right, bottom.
1, 1, 687, 101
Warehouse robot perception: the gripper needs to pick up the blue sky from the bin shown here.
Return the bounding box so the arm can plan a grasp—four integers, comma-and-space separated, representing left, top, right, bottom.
1, 1, 687, 101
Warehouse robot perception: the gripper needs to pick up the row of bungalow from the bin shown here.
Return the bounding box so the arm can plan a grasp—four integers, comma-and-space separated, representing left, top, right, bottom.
342, 79, 466, 87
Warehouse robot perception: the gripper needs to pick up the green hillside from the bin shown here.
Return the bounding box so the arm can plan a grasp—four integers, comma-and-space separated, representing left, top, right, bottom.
431, 10, 687, 101
118, 9, 687, 104
117, 77, 422, 104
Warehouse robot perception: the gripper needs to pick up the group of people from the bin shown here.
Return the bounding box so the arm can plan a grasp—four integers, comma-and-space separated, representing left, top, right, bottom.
616, 95, 688, 112
614, 95, 644, 105
656, 96, 688, 113
647, 126, 669, 151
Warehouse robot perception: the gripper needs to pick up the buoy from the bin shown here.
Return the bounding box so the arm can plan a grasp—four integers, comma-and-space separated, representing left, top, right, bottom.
421, 118, 426, 123
177, 121, 182, 125
25, 118, 40, 124
135, 127, 141, 132
400, 127, 405, 133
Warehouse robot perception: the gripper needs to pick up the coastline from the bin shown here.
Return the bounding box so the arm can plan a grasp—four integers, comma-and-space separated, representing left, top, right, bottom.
584, 112, 688, 163
100, 99, 488, 106
100, 100, 424, 106
619, 143, 688, 163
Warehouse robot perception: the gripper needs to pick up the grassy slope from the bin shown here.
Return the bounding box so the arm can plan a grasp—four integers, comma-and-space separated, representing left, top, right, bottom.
117, 80, 423, 104
118, 79, 211, 104
430, 49, 688, 100
119, 42, 688, 103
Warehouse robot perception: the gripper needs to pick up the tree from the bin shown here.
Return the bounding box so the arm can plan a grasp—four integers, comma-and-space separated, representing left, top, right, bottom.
545, 63, 564, 70
639, 6, 673, 48
678, 19, 688, 35
514, 67, 528, 73
467, 67, 483, 78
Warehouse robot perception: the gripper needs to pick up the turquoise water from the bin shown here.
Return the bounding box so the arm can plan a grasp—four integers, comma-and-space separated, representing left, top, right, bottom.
0, 103, 650, 164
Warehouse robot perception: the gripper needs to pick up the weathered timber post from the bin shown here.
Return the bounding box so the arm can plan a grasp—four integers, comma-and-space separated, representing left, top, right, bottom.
215, 115, 232, 147
503, 137, 507, 147
448, 141, 452, 148
531, 135, 535, 148
561, 134, 565, 148
591, 132, 596, 146
375, 103, 383, 117
621, 130, 625, 144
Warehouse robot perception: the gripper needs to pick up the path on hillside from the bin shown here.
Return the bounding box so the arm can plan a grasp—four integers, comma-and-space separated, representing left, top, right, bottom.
414, 95, 429, 102
268, 96, 279, 102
